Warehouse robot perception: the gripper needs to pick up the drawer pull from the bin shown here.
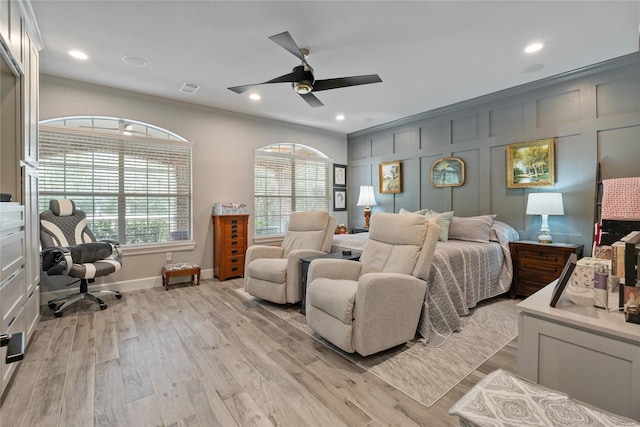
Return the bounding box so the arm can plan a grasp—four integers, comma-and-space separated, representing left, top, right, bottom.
231, 241, 238, 246
231, 250, 238, 255
231, 267, 238, 272
231, 220, 238, 225
231, 233, 238, 238
0, 331, 24, 364
231, 258, 238, 263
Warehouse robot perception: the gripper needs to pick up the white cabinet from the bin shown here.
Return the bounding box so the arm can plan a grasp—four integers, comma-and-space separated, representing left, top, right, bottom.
0, 0, 41, 398
518, 284, 640, 421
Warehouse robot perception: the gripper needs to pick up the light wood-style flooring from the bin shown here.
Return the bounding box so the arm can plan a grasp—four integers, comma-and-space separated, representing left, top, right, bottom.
0, 279, 518, 426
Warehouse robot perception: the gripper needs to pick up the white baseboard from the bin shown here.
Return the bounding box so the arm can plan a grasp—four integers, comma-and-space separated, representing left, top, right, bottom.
40, 268, 215, 302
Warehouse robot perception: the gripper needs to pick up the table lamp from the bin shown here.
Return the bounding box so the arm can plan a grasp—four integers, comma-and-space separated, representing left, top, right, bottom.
356, 185, 377, 228
526, 192, 564, 243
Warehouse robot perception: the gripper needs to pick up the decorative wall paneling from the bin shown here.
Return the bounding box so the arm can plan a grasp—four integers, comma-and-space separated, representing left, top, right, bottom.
347, 55, 640, 254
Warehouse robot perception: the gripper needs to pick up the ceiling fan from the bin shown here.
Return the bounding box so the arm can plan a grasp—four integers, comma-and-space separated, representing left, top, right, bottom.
228, 31, 382, 108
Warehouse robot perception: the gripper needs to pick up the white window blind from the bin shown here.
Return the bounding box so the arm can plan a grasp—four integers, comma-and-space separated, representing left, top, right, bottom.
254, 144, 330, 237
39, 125, 193, 246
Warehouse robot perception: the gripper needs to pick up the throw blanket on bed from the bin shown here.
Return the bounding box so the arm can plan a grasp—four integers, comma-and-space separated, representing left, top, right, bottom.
420, 221, 519, 346
332, 221, 519, 347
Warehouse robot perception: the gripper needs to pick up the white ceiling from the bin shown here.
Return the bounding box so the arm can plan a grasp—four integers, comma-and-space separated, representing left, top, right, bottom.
31, 1, 640, 134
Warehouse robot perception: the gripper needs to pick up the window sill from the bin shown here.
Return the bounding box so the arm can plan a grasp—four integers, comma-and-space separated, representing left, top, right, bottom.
121, 241, 196, 257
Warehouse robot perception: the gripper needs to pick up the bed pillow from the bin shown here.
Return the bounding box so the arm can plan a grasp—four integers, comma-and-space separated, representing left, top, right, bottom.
448, 215, 496, 243
399, 208, 452, 241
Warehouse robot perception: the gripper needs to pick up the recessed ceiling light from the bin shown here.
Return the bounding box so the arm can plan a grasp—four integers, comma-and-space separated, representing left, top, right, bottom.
68, 50, 88, 60
249, 93, 261, 101
121, 55, 147, 67
336, 114, 345, 121
524, 42, 544, 54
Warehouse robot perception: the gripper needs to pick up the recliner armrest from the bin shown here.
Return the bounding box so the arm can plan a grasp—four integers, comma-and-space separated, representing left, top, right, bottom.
308, 258, 362, 283
245, 245, 284, 264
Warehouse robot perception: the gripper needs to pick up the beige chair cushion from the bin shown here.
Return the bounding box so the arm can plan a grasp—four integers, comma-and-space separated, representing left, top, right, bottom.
247, 258, 287, 283
283, 211, 334, 256
306, 278, 357, 323
359, 212, 429, 276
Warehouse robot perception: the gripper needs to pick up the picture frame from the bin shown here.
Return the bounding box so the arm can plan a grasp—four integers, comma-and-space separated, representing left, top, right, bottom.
431, 157, 465, 187
550, 253, 578, 307
333, 188, 347, 211
506, 138, 555, 188
379, 160, 401, 194
333, 164, 347, 188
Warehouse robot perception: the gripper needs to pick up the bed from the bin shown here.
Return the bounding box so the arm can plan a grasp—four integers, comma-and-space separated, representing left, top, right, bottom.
332, 219, 519, 347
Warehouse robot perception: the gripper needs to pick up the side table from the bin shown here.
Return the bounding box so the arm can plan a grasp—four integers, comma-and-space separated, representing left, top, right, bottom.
350, 227, 369, 234
299, 252, 360, 314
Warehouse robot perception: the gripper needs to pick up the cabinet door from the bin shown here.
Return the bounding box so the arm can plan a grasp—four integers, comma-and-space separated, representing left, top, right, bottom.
22, 164, 39, 295
519, 314, 640, 420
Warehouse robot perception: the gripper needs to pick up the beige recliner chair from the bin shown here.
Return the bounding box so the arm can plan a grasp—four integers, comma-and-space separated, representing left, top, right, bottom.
244, 211, 337, 304
305, 212, 439, 356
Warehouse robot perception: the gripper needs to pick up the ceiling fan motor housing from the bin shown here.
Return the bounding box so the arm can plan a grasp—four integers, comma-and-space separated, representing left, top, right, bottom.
292, 65, 314, 94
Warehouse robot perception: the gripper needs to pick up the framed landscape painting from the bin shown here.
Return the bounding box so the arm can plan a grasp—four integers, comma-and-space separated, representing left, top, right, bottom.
431, 157, 465, 187
379, 161, 401, 194
506, 138, 555, 188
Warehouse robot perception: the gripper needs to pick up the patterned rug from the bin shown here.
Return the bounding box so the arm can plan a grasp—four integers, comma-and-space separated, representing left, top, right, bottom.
232, 281, 519, 408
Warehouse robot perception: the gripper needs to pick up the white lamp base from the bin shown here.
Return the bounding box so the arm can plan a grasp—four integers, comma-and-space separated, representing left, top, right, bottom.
537, 214, 553, 243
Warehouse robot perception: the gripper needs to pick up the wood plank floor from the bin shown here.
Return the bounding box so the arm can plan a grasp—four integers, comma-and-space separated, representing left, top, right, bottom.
0, 279, 518, 427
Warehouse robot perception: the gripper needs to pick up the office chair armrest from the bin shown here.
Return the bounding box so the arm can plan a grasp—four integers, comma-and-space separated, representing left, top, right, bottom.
41, 247, 73, 276
99, 239, 122, 259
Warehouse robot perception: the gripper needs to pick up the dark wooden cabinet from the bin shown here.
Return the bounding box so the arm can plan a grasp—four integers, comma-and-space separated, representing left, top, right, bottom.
510, 240, 583, 298
212, 214, 249, 281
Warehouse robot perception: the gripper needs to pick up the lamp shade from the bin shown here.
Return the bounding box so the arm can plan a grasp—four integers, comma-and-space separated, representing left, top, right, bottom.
356, 186, 377, 206
526, 192, 564, 216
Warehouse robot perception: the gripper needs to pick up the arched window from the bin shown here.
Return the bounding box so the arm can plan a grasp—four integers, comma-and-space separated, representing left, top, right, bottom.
39, 116, 193, 247
254, 143, 331, 237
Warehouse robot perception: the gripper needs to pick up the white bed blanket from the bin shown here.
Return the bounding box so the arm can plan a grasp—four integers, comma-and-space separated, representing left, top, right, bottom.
332, 221, 519, 346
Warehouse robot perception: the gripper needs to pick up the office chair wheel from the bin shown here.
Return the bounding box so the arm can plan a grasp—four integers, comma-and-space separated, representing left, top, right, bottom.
116, 294, 122, 299
100, 303, 108, 310
48, 301, 58, 310
54, 311, 63, 318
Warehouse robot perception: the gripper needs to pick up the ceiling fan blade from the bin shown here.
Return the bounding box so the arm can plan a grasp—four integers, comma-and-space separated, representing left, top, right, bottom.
228, 70, 303, 94
312, 74, 382, 92
299, 93, 324, 108
269, 31, 309, 67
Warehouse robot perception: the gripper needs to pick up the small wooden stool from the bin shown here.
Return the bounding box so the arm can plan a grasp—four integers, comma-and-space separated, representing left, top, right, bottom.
162, 262, 201, 290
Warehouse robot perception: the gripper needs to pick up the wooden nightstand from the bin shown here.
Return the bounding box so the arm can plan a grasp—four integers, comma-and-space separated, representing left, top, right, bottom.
509, 240, 583, 298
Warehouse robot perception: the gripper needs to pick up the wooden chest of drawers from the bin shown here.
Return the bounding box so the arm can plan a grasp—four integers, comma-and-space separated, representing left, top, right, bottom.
212, 214, 249, 281
510, 240, 583, 298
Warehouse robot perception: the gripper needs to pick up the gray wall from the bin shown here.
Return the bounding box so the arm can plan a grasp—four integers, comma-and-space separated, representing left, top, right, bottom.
347, 55, 640, 254
39, 75, 348, 293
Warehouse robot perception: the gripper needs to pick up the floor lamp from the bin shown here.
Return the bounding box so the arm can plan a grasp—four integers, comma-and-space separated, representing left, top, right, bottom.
356, 185, 377, 228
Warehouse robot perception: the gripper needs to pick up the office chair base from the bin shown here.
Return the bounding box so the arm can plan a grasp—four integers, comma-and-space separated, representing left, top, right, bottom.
48, 288, 122, 317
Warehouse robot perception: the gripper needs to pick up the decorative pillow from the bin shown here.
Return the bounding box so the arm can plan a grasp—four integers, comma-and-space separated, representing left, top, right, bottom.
399, 208, 453, 241
448, 215, 496, 243
399, 207, 430, 216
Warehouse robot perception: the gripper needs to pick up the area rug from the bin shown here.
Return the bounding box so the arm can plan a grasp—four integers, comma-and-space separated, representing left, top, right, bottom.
232, 281, 519, 408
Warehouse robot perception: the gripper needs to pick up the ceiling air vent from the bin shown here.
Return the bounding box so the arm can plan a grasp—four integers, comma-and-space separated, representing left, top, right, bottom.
179, 82, 200, 94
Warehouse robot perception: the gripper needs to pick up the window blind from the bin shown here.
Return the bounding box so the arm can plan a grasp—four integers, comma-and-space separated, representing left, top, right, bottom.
254, 146, 330, 237
39, 126, 193, 245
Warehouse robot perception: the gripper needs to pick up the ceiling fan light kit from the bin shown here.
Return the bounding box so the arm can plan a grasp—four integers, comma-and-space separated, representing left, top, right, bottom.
228, 31, 382, 107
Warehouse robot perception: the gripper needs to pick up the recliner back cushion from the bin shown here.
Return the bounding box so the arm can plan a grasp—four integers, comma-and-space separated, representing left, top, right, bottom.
282, 211, 331, 256
359, 212, 429, 276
